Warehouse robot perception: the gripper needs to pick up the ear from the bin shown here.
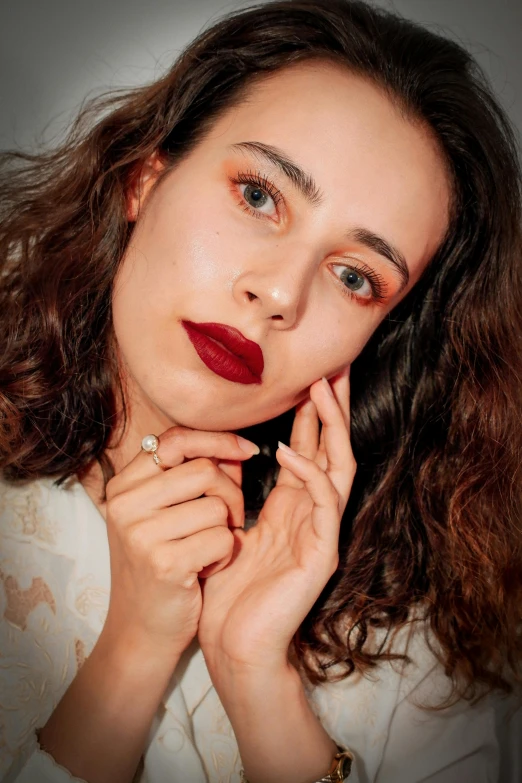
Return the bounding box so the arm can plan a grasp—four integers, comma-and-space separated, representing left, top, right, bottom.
126, 151, 166, 222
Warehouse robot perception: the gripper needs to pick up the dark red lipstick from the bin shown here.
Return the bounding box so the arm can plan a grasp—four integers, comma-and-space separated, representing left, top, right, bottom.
181, 320, 264, 384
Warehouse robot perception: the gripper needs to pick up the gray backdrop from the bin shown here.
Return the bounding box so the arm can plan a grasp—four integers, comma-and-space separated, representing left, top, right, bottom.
1, 0, 521, 152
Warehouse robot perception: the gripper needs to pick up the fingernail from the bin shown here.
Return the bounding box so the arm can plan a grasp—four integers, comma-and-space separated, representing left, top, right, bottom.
236, 435, 260, 455
322, 376, 334, 396
277, 440, 298, 457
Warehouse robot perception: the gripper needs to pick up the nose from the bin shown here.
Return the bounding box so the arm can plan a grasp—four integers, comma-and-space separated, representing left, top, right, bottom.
232, 247, 315, 328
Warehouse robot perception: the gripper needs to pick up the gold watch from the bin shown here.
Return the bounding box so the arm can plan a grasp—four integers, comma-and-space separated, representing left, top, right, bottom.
317, 745, 353, 782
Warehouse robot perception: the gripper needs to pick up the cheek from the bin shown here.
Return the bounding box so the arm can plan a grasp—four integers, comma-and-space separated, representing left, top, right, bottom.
330, 332, 370, 368
156, 190, 242, 289
119, 203, 235, 314
299, 312, 376, 382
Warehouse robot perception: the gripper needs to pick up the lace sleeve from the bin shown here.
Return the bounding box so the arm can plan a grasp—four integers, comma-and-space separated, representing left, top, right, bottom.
0, 506, 87, 782
2, 733, 88, 783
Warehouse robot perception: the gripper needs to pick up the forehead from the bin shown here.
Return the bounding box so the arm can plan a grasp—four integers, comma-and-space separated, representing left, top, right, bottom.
204, 61, 451, 282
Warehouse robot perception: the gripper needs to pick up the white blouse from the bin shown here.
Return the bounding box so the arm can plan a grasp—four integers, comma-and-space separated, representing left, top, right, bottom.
0, 475, 519, 783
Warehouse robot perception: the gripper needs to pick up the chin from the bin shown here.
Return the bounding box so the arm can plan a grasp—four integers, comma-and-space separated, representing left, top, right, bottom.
143, 370, 294, 432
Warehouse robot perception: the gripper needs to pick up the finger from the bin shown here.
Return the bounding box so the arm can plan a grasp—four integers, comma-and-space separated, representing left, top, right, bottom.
276, 397, 319, 489
330, 364, 351, 431
216, 458, 243, 489
309, 376, 356, 511
108, 457, 245, 528
126, 495, 232, 545
200, 528, 244, 580
167, 525, 235, 580
290, 398, 320, 458
108, 426, 259, 495
275, 443, 342, 551
316, 365, 350, 471
150, 526, 236, 588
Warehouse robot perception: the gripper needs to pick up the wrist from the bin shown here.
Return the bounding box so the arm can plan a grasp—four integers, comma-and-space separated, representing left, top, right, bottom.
204, 650, 297, 710
97, 619, 186, 677
206, 661, 339, 783
37, 624, 182, 783
202, 637, 291, 680
241, 745, 354, 783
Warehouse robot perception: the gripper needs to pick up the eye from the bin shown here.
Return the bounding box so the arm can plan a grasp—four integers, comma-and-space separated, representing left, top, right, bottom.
331, 264, 372, 298
230, 170, 283, 220
331, 263, 387, 303
239, 183, 276, 216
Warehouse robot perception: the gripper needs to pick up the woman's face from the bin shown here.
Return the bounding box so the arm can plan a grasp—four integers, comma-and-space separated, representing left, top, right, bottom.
112, 61, 450, 433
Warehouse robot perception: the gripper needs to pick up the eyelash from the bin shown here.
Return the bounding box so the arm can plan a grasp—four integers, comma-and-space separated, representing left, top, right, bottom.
229, 169, 284, 217
229, 169, 389, 305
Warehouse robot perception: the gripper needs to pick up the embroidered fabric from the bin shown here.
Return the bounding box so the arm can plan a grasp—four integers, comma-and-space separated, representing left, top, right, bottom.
2, 730, 87, 783
1, 475, 519, 783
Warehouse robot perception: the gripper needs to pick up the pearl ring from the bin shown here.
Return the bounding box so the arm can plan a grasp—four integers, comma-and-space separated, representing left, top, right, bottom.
141, 434, 163, 466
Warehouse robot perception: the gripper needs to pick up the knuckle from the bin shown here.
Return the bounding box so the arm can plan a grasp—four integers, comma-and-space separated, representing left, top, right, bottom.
105, 474, 122, 500
226, 432, 242, 449
212, 525, 234, 548
179, 571, 199, 589
197, 457, 220, 481
160, 425, 188, 445
124, 522, 150, 555
208, 495, 228, 521
187, 527, 234, 574
151, 549, 173, 580
106, 492, 130, 525
156, 425, 189, 456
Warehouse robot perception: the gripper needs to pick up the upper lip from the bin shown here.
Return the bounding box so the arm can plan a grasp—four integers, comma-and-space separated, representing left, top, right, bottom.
181, 320, 264, 377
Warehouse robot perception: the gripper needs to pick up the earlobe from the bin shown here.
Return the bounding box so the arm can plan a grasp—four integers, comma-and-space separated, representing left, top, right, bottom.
126, 152, 166, 222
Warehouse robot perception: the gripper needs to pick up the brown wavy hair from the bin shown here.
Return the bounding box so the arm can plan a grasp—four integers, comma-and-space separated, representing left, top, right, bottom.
1, 0, 521, 705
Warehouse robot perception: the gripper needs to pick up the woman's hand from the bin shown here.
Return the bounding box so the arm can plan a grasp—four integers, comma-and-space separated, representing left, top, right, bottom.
198, 366, 355, 673
99, 427, 260, 663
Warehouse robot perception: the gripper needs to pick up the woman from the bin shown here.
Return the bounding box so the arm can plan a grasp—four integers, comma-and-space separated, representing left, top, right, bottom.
1, 0, 521, 781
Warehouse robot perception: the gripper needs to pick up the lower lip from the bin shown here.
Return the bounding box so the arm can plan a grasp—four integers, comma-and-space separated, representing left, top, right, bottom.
182, 322, 262, 385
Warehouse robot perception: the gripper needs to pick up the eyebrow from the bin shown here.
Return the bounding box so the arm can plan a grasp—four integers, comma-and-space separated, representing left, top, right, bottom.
229, 140, 410, 291
230, 140, 324, 205
349, 228, 409, 292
